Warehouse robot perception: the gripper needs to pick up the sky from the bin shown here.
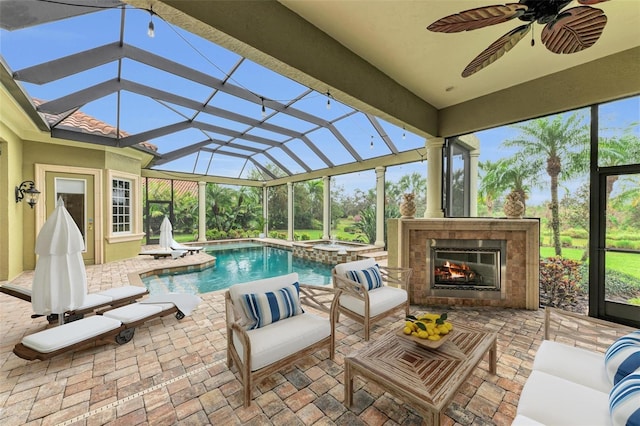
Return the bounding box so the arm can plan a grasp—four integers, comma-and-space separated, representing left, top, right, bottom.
1, 3, 638, 208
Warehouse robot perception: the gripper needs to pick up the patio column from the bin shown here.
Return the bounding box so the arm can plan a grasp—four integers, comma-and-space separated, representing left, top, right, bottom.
262, 184, 268, 237
425, 138, 445, 218
198, 181, 207, 242
469, 148, 480, 217
323, 176, 330, 240
287, 182, 294, 241
375, 166, 385, 247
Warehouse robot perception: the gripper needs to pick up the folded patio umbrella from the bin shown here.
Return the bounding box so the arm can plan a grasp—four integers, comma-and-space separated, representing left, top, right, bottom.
159, 216, 173, 251
32, 197, 87, 324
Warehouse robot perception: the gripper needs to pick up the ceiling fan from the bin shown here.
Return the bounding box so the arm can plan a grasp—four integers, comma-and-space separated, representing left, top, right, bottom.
427, 0, 610, 77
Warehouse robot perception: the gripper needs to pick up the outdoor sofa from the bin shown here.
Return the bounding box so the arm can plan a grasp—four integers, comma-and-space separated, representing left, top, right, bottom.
513, 307, 639, 425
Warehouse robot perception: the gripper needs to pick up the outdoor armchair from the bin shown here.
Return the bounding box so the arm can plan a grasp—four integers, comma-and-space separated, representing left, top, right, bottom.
225, 273, 340, 407
332, 258, 412, 341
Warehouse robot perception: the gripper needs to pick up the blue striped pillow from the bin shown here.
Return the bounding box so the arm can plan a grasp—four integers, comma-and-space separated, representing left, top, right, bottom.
605, 331, 640, 385
347, 266, 383, 291
609, 372, 640, 426
241, 282, 303, 330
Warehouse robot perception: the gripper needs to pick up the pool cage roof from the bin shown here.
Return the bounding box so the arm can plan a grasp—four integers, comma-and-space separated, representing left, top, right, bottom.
0, 1, 426, 185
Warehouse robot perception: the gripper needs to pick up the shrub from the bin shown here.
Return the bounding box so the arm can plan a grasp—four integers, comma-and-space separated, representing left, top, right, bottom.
539, 257, 584, 310
300, 233, 310, 241
563, 228, 588, 239
613, 240, 638, 250
560, 236, 573, 247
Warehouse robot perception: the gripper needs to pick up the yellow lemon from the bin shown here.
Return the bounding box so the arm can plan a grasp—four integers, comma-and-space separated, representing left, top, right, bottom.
403, 326, 412, 335
418, 330, 429, 339
428, 334, 441, 341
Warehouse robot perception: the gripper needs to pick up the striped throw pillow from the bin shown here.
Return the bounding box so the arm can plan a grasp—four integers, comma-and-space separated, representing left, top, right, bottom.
605, 331, 640, 385
609, 372, 640, 426
347, 266, 383, 291
241, 282, 303, 330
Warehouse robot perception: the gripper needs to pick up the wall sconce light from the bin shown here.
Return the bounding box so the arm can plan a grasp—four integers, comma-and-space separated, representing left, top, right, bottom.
15, 180, 40, 208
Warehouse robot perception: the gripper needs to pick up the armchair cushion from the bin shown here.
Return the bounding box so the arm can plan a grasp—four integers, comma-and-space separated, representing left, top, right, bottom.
340, 285, 407, 317
233, 312, 331, 371
347, 266, 383, 290
605, 330, 640, 385
241, 282, 303, 330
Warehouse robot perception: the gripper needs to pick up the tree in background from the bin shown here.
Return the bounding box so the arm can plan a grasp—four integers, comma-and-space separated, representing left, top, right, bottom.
503, 112, 589, 256
479, 154, 541, 214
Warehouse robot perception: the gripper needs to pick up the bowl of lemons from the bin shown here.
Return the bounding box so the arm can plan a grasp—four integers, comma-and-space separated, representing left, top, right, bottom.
397, 312, 454, 349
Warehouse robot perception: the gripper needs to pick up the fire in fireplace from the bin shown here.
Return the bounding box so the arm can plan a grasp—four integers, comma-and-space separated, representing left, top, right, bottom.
427, 239, 507, 298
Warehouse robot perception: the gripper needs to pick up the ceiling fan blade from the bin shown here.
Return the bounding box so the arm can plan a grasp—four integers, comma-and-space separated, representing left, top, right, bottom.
541, 6, 607, 54
427, 4, 528, 33
576, 0, 610, 4
462, 24, 531, 78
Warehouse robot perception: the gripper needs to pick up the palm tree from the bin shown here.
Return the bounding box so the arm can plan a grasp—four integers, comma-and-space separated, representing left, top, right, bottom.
503, 112, 589, 256
479, 155, 541, 214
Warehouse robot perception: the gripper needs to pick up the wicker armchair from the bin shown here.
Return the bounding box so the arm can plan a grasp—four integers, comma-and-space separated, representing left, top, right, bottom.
332, 258, 412, 341
225, 273, 340, 407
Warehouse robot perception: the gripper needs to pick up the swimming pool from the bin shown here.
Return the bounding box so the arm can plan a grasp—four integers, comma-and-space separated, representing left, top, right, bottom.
142, 243, 334, 294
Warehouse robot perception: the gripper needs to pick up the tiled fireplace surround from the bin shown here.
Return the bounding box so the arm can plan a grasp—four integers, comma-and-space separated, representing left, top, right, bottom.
388, 218, 540, 310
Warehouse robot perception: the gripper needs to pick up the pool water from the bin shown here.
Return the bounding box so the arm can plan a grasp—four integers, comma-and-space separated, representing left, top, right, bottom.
142, 244, 333, 294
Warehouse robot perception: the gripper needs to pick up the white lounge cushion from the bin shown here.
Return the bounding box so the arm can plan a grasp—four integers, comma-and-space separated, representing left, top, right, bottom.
229, 273, 300, 325
511, 415, 546, 426
339, 285, 407, 317
76, 293, 113, 310
98, 285, 147, 299
233, 312, 330, 371
21, 316, 122, 353
533, 340, 610, 393
102, 303, 164, 324
517, 370, 612, 426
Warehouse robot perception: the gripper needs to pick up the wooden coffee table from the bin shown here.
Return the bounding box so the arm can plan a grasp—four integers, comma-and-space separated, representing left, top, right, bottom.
344, 322, 497, 425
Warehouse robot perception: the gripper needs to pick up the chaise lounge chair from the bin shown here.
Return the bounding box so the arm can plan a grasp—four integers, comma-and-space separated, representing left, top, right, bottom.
0, 284, 149, 323
171, 239, 204, 255
13, 293, 202, 361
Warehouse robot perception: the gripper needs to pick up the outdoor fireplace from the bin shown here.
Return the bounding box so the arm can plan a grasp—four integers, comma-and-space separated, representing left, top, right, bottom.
427, 239, 506, 299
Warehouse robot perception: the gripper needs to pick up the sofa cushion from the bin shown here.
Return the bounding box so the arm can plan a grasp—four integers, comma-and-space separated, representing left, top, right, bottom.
232, 312, 330, 371
605, 331, 640, 385
347, 265, 383, 291
533, 340, 610, 393
516, 370, 612, 426
339, 285, 407, 317
609, 372, 640, 426
241, 282, 303, 330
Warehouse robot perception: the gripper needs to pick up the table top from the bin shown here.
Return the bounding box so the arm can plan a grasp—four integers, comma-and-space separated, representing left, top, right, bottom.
346, 322, 496, 411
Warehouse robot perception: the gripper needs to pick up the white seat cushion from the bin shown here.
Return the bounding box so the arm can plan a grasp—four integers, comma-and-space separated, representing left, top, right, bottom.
77, 293, 113, 310
233, 312, 330, 371
533, 340, 610, 393
98, 285, 147, 299
511, 415, 546, 426
102, 303, 164, 324
516, 370, 612, 426
339, 285, 407, 317
21, 315, 122, 353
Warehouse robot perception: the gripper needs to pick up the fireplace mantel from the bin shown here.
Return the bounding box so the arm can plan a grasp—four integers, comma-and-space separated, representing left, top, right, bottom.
387, 218, 540, 309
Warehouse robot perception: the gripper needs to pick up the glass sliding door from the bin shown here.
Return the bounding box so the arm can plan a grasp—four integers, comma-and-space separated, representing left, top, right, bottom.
443, 137, 470, 217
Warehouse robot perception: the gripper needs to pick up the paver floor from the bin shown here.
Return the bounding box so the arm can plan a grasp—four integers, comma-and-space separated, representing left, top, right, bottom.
1, 252, 552, 425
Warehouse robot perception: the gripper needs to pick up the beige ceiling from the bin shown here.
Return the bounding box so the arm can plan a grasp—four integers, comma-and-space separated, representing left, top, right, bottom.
279, 0, 640, 110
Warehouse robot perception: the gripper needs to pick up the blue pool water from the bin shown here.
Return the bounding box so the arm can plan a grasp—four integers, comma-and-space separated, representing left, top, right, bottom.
142, 243, 333, 294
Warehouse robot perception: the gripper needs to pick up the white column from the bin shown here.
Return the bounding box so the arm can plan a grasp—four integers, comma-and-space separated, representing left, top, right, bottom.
262, 184, 268, 237
469, 149, 480, 217
197, 181, 207, 242
425, 138, 445, 218
287, 182, 294, 241
375, 166, 385, 247
323, 176, 331, 240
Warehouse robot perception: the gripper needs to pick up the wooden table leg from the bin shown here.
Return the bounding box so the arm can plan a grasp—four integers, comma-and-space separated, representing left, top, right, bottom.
489, 336, 497, 375
344, 359, 353, 406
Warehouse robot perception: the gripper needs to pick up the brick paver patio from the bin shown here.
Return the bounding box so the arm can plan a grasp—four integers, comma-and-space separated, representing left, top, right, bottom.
0, 252, 549, 425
